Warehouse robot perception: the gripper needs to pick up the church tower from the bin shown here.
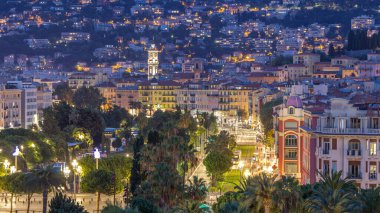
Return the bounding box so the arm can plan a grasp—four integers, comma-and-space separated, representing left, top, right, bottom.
147, 44, 159, 80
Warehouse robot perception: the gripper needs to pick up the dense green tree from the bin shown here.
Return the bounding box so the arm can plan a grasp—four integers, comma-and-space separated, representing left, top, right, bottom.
328, 43, 336, 57
305, 171, 361, 213
20, 172, 41, 213
33, 166, 66, 213
0, 173, 24, 213
273, 176, 302, 213
0, 129, 55, 169
53, 82, 74, 104
102, 106, 133, 128
184, 176, 208, 202
260, 98, 282, 134
205, 130, 236, 155
49, 192, 88, 213
203, 151, 232, 186
130, 196, 159, 213
239, 173, 278, 213
359, 187, 380, 213
70, 107, 105, 146
79, 155, 132, 193
145, 162, 183, 208
81, 169, 114, 213
130, 136, 144, 195
213, 191, 245, 212
73, 86, 104, 109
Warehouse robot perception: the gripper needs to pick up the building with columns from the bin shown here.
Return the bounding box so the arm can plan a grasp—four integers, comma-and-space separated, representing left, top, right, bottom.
274, 96, 380, 188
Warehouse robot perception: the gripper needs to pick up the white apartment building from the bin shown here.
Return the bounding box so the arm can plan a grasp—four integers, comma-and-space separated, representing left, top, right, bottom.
7, 81, 38, 129
314, 98, 380, 188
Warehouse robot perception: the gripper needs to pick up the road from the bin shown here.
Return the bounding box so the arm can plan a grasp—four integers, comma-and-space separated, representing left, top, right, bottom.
0, 193, 124, 212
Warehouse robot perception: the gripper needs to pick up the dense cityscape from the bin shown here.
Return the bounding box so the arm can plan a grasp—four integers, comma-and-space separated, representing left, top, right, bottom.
0, 0, 380, 212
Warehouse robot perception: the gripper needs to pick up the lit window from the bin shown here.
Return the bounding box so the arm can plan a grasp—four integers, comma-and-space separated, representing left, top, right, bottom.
285, 135, 297, 147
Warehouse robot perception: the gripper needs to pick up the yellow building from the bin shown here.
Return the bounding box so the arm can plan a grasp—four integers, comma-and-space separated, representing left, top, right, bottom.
217, 84, 258, 118
138, 80, 181, 111
96, 82, 117, 111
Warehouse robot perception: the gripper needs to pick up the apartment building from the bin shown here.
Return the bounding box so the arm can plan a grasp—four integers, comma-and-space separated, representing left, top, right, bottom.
0, 86, 22, 129
115, 86, 140, 113
36, 83, 53, 122
176, 83, 219, 112
96, 82, 117, 110
138, 80, 181, 111
281, 64, 309, 81
7, 81, 38, 129
68, 72, 109, 89
293, 53, 320, 74
274, 96, 380, 188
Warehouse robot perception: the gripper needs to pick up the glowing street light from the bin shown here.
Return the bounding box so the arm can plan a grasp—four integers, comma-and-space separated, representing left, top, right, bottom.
12, 146, 20, 171
10, 166, 16, 174
4, 160, 10, 174
63, 166, 70, 178
94, 148, 101, 170
244, 169, 251, 179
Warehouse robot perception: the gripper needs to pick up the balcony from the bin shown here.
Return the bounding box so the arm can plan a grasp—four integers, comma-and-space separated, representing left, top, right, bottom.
368, 152, 378, 157
347, 172, 362, 179
321, 127, 380, 135
369, 173, 377, 180
284, 155, 297, 160
322, 149, 330, 155
347, 149, 362, 157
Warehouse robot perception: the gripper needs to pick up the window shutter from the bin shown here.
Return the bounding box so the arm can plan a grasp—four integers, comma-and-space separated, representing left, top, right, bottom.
332, 139, 337, 150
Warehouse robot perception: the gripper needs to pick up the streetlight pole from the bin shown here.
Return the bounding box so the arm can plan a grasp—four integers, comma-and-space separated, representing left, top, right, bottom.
94, 148, 101, 213
12, 146, 20, 171
94, 148, 100, 170
72, 160, 78, 199
63, 166, 70, 192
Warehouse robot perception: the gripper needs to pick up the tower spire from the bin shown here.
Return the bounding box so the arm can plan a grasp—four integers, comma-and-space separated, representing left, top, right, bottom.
147, 44, 159, 80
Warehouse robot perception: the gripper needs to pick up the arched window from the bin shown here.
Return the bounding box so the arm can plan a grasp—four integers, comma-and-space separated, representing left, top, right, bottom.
285, 135, 297, 147
288, 107, 294, 114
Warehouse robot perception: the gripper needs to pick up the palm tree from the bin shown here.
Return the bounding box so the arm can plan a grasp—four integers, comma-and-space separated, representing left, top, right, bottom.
240, 173, 277, 213
219, 201, 246, 213
273, 176, 302, 213
184, 176, 208, 202
34, 166, 65, 213
359, 187, 380, 213
305, 171, 361, 213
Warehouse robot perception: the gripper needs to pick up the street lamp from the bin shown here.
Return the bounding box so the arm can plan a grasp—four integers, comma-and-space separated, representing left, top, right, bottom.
4, 159, 10, 169
244, 169, 251, 179
12, 146, 20, 171
10, 166, 16, 174
63, 166, 70, 178
72, 160, 78, 198
238, 161, 244, 181
94, 148, 101, 170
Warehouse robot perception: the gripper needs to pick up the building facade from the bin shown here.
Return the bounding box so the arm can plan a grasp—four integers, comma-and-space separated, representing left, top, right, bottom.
275, 96, 380, 188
